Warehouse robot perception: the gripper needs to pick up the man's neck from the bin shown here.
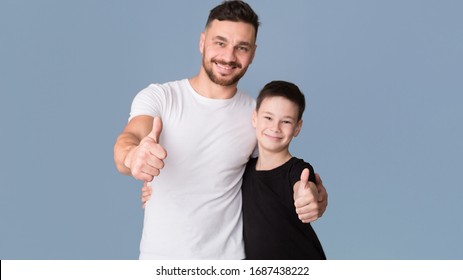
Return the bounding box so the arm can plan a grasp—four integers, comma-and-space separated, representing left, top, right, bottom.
189, 73, 238, 99
256, 148, 292, 171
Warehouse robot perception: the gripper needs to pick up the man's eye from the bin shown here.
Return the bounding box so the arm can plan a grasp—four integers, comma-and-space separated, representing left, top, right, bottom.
237, 46, 249, 52
216, 42, 225, 47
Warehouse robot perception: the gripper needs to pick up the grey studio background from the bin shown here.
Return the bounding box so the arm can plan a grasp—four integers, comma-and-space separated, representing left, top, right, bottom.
1, 0, 462, 259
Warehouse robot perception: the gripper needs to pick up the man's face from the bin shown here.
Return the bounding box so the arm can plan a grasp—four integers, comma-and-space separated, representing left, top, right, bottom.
200, 20, 256, 86
252, 96, 302, 154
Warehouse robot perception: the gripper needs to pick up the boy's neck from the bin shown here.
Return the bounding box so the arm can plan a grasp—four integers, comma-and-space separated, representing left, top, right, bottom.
256, 148, 292, 171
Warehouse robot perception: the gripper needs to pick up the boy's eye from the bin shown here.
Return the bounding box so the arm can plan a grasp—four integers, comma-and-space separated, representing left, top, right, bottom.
264, 116, 272, 120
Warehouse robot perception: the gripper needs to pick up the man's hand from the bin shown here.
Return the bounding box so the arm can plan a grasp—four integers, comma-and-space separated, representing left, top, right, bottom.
294, 168, 320, 223
141, 182, 152, 209
124, 117, 167, 182
315, 173, 328, 218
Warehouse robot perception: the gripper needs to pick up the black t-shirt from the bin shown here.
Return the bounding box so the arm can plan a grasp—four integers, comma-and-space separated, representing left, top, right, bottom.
242, 157, 326, 260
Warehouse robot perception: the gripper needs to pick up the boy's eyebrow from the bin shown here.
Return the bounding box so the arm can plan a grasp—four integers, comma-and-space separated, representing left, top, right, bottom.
262, 111, 297, 120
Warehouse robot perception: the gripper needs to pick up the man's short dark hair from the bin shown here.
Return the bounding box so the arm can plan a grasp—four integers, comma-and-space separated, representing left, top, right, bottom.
256, 81, 306, 121
206, 0, 260, 38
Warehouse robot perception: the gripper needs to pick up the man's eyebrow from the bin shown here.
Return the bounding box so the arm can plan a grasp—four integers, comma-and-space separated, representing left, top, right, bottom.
213, 36, 253, 47
213, 35, 228, 42
237, 41, 253, 47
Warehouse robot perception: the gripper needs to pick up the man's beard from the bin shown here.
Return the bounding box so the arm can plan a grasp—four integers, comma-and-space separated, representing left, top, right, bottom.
203, 58, 248, 86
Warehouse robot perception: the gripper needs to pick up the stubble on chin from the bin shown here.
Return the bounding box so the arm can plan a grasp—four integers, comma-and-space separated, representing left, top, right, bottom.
203, 59, 247, 87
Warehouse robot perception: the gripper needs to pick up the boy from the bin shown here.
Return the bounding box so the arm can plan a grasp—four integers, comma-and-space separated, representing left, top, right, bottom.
242, 80, 326, 259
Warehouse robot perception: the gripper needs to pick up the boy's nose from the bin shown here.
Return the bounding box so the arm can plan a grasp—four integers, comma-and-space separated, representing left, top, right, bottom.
269, 122, 281, 132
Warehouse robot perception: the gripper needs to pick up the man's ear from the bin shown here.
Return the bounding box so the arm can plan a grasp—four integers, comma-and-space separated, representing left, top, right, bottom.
294, 119, 303, 137
249, 44, 257, 65
252, 109, 257, 128
199, 32, 205, 55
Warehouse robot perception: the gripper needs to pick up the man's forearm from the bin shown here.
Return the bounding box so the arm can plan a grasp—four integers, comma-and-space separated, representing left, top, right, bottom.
114, 133, 139, 175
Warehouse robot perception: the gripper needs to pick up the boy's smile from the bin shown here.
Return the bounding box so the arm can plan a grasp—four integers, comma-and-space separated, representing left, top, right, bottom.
253, 96, 302, 155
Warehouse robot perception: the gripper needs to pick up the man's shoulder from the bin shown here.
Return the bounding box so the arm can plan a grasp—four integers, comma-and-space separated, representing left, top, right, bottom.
136, 79, 190, 99
146, 79, 187, 90
235, 89, 256, 106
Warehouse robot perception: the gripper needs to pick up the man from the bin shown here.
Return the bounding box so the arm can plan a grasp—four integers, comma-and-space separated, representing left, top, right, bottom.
114, 0, 327, 259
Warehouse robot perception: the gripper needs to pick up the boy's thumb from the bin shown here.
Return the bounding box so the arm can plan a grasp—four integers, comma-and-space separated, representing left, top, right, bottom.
300, 168, 310, 188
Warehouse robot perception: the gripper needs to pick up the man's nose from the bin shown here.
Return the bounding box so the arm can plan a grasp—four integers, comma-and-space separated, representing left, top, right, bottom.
221, 45, 237, 62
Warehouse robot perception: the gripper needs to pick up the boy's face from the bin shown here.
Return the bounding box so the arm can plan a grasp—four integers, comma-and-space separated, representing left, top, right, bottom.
252, 96, 302, 154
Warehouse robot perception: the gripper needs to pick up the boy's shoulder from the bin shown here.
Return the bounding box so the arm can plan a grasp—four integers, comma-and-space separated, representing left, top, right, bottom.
288, 157, 316, 183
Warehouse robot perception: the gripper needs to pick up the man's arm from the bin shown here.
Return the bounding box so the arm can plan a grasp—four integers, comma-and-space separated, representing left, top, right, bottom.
315, 173, 328, 217
114, 115, 167, 182
140, 169, 329, 214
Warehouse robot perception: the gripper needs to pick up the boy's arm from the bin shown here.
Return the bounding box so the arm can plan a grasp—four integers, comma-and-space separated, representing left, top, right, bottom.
141, 168, 329, 216
294, 168, 323, 223
141, 182, 152, 208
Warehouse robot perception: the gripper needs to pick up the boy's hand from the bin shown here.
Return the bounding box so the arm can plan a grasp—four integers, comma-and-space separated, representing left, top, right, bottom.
141, 182, 153, 209
124, 117, 167, 182
293, 168, 320, 223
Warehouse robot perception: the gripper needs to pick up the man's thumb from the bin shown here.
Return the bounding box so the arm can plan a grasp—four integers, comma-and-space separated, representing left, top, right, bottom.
148, 116, 163, 142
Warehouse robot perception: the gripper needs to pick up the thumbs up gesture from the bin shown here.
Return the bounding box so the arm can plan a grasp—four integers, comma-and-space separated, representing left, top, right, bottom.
148, 116, 163, 143
293, 168, 320, 223
124, 117, 167, 182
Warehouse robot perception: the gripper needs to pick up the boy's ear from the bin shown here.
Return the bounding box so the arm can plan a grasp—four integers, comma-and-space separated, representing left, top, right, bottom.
252, 109, 257, 128
294, 119, 303, 137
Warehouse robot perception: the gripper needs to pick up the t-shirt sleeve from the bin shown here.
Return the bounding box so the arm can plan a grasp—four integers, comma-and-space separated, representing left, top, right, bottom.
128, 84, 164, 122
289, 159, 316, 187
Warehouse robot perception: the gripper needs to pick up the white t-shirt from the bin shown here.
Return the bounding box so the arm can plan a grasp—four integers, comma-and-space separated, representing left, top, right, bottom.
129, 79, 257, 259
